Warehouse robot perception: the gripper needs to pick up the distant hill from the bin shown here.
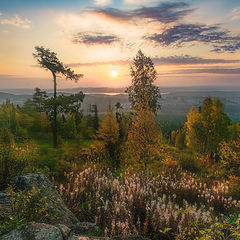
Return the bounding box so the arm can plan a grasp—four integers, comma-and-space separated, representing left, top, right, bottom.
0, 87, 239, 123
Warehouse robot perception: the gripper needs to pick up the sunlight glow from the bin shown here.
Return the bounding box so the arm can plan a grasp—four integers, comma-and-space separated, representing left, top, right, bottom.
110, 70, 118, 78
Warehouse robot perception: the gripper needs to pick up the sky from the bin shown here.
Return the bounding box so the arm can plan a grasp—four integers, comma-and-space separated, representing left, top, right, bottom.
0, 0, 240, 89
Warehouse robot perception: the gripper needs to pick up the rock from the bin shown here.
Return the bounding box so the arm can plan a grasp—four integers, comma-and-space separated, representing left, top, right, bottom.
0, 229, 23, 240
69, 237, 108, 240
0, 222, 63, 240
56, 224, 71, 240
71, 222, 102, 237
68, 236, 90, 240
0, 222, 109, 240
12, 172, 79, 226
22, 222, 63, 240
112, 236, 150, 240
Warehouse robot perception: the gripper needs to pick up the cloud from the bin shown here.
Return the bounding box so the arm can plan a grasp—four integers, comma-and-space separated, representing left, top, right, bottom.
68, 60, 129, 67
152, 55, 240, 65
145, 24, 240, 52
231, 7, 240, 21
170, 68, 240, 75
124, 0, 156, 4
72, 32, 120, 45
88, 2, 192, 23
0, 13, 31, 29
68, 55, 239, 67
94, 0, 112, 6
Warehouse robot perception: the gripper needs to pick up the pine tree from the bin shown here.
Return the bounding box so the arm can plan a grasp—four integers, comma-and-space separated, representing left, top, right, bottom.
33, 46, 83, 147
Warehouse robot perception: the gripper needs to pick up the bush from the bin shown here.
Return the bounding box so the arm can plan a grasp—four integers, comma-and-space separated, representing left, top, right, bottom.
0, 186, 56, 234
176, 215, 240, 240
0, 128, 38, 189
176, 152, 200, 172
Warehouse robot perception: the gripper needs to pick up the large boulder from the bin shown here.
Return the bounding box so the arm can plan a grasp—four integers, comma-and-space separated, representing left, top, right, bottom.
23, 222, 63, 240
0, 222, 63, 240
11, 172, 79, 227
0, 222, 108, 240
0, 229, 23, 240
71, 222, 102, 237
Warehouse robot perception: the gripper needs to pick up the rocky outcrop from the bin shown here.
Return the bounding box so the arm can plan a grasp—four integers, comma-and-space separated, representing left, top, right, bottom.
0, 173, 150, 240
12, 173, 79, 227
112, 236, 150, 240
0, 222, 67, 240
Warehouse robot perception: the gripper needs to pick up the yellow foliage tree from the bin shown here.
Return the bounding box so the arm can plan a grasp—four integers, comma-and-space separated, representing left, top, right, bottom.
97, 106, 120, 167
184, 106, 202, 153
185, 98, 229, 156
127, 102, 161, 169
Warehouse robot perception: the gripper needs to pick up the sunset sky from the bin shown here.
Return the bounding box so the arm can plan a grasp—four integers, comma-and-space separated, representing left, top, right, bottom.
0, 0, 240, 89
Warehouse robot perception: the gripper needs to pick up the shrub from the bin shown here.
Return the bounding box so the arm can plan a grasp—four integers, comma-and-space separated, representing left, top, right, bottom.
0, 128, 38, 189
176, 214, 240, 240
0, 186, 56, 234
176, 152, 200, 172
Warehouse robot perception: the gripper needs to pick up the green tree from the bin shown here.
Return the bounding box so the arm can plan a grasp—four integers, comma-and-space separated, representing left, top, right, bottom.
218, 140, 240, 177
126, 50, 161, 114
88, 104, 99, 132
228, 123, 240, 141
20, 99, 37, 117
175, 129, 186, 149
210, 98, 230, 153
56, 91, 85, 130
59, 114, 77, 139
78, 115, 94, 140
32, 88, 48, 113
170, 130, 177, 145
33, 46, 83, 147
115, 102, 124, 142
0, 100, 18, 134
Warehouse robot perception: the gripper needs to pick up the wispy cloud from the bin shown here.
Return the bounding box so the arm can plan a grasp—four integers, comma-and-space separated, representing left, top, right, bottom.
68, 60, 129, 67
231, 7, 240, 21
72, 32, 120, 45
68, 55, 239, 67
145, 24, 240, 53
88, 2, 192, 23
124, 0, 156, 4
152, 55, 240, 65
94, 0, 112, 6
169, 67, 240, 75
0, 12, 31, 29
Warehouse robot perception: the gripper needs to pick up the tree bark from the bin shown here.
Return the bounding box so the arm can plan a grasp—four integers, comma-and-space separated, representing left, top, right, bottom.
52, 72, 57, 147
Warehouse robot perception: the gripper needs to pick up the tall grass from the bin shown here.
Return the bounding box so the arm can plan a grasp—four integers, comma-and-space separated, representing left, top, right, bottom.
55, 165, 240, 239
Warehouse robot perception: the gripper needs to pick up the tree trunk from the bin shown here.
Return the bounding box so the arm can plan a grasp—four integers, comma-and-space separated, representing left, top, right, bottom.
52, 72, 57, 147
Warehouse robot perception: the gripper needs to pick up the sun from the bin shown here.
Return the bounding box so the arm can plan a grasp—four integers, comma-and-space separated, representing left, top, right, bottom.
110, 70, 118, 78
